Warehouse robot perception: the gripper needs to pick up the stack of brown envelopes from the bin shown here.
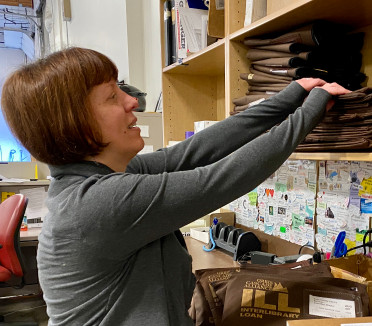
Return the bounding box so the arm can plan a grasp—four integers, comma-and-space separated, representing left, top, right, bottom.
297, 87, 372, 151
232, 21, 366, 116
189, 262, 370, 326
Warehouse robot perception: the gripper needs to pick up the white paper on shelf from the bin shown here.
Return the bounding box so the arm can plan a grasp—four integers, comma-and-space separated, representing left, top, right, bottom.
19, 187, 48, 220
138, 125, 149, 138
178, 7, 208, 53
0, 174, 29, 183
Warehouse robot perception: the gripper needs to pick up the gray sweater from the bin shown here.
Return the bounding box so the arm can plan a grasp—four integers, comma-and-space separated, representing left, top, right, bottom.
37, 82, 331, 325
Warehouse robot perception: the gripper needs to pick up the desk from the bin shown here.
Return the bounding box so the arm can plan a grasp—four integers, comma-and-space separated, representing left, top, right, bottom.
20, 227, 42, 242
185, 237, 239, 272
18, 228, 41, 287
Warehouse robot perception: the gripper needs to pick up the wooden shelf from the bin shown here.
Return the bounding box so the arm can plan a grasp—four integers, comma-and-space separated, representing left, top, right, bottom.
160, 0, 372, 160
163, 39, 225, 76
0, 180, 50, 186
230, 0, 372, 41
289, 152, 372, 162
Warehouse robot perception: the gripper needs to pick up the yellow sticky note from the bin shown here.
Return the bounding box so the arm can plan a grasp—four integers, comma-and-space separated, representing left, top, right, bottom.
248, 191, 258, 206
345, 239, 356, 256
317, 202, 327, 210
359, 177, 372, 197
356, 233, 365, 242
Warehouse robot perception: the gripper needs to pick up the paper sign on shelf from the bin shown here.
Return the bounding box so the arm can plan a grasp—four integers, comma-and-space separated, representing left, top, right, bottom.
138, 125, 149, 138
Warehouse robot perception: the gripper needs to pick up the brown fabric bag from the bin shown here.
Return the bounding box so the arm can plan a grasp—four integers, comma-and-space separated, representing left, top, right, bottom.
195, 263, 333, 326
336, 87, 372, 103
246, 49, 311, 61
304, 132, 372, 143
252, 64, 329, 79
313, 124, 372, 132
189, 282, 215, 326
255, 43, 314, 54
252, 56, 307, 68
232, 94, 272, 106
326, 256, 372, 315
195, 267, 238, 326
243, 21, 346, 47
243, 23, 316, 47
296, 139, 372, 151
221, 274, 369, 326
249, 68, 293, 81
240, 72, 292, 84
248, 84, 289, 92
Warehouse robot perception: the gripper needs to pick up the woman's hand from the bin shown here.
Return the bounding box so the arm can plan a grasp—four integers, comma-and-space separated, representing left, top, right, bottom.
316, 82, 352, 111
295, 78, 326, 91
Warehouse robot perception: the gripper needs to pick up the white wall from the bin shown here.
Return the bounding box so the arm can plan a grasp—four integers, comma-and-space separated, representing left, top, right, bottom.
126, 0, 145, 89
125, 0, 162, 111
0, 48, 25, 87
44, 0, 130, 82
43, 0, 162, 111
68, 0, 130, 82
142, 1, 162, 111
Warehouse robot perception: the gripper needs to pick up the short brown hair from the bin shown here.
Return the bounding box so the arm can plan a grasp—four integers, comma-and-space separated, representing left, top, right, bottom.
1, 47, 118, 165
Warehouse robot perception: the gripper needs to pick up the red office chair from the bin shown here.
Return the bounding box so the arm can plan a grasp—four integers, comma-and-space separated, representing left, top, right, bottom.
0, 194, 39, 325
0, 194, 28, 284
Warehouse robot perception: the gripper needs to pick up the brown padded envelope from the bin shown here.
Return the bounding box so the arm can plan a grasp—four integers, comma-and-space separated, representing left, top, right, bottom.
246, 49, 311, 61
248, 85, 288, 92
240, 72, 292, 83
232, 94, 272, 106
255, 42, 314, 54
243, 23, 316, 47
296, 139, 372, 151
252, 56, 307, 68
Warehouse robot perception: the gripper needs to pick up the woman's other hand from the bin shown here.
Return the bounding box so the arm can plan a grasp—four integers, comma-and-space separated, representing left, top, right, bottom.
295, 78, 326, 91
316, 82, 352, 111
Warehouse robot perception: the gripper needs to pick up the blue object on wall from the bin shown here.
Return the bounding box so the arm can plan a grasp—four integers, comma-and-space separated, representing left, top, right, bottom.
188, 0, 209, 10
0, 110, 31, 162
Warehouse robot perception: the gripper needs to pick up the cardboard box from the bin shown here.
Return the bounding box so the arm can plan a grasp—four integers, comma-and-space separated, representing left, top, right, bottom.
207, 0, 224, 38
190, 227, 210, 243
180, 211, 235, 235
244, 0, 267, 27
180, 215, 210, 234
194, 120, 219, 133
267, 0, 300, 15
209, 211, 235, 226
286, 316, 372, 325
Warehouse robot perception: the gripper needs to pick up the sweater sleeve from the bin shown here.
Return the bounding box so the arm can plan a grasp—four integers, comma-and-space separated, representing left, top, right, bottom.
126, 81, 308, 174
73, 87, 331, 259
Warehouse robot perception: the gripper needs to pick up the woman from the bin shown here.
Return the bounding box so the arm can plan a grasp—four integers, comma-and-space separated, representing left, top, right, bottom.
1, 47, 350, 325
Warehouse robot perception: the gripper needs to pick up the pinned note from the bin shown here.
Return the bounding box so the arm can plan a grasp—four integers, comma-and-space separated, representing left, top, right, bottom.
359, 177, 372, 199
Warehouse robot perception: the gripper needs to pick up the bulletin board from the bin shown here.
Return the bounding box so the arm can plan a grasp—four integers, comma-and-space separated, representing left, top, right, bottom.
230, 159, 372, 254
315, 161, 372, 254
232, 160, 318, 246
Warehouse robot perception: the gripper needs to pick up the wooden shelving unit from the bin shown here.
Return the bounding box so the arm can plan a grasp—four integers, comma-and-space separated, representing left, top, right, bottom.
159, 0, 372, 162
0, 180, 50, 187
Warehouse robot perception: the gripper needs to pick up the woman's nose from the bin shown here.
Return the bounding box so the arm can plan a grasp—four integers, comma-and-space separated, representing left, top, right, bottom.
124, 94, 139, 112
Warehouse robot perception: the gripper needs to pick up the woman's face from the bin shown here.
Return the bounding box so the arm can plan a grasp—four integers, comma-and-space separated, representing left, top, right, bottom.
88, 80, 144, 163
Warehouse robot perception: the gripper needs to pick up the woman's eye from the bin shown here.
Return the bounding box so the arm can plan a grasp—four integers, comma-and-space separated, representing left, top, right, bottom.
111, 93, 117, 99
